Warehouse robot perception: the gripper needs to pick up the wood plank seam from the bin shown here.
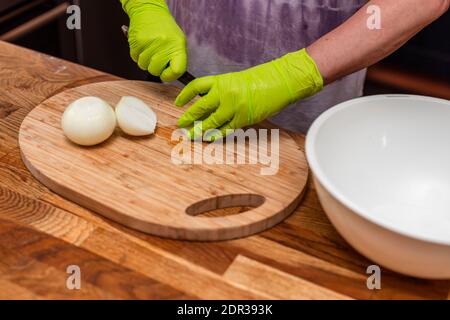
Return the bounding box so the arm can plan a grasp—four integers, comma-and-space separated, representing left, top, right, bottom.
223, 255, 352, 300
0, 186, 266, 299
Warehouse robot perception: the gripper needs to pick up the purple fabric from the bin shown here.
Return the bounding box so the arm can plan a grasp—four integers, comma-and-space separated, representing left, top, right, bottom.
166, 0, 368, 132
168, 0, 366, 64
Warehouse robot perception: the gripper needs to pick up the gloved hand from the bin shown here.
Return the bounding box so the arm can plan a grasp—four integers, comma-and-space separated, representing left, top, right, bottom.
121, 0, 187, 82
175, 49, 324, 141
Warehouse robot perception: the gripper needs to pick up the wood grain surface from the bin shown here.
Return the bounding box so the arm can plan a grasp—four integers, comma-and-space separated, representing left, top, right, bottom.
1, 40, 450, 299
19, 81, 308, 241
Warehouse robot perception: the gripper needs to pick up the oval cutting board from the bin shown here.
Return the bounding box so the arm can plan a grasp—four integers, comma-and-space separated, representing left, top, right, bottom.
19, 81, 308, 241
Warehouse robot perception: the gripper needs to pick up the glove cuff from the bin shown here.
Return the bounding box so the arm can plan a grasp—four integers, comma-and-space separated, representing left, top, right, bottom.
272, 48, 324, 104
120, 0, 169, 16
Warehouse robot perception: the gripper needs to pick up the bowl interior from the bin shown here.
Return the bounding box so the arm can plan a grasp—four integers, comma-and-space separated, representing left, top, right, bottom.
308, 95, 450, 244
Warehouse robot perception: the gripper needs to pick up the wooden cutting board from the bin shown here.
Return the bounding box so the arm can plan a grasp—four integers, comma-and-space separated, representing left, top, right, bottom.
19, 81, 308, 241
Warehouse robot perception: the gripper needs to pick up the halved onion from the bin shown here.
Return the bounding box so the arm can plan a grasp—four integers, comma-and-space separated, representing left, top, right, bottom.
115, 96, 158, 136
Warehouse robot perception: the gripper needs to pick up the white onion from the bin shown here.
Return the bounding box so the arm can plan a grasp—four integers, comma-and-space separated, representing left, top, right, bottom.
61, 96, 116, 146
115, 96, 157, 136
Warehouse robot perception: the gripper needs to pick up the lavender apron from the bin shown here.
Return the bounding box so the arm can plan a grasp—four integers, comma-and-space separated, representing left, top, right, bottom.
167, 0, 368, 133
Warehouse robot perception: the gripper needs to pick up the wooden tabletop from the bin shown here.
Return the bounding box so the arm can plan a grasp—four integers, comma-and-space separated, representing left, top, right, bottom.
0, 40, 449, 300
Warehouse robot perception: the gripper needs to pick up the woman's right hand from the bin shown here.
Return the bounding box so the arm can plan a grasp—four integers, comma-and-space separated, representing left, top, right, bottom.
121, 0, 187, 82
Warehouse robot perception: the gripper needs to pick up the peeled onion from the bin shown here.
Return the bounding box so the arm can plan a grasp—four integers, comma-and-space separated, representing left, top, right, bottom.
61, 96, 116, 146
115, 96, 157, 136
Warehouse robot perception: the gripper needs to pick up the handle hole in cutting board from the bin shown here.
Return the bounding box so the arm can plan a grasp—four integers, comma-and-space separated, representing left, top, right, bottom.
185, 194, 266, 218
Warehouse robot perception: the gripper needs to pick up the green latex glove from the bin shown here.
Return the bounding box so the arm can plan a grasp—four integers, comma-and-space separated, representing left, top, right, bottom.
175, 49, 324, 141
121, 0, 187, 82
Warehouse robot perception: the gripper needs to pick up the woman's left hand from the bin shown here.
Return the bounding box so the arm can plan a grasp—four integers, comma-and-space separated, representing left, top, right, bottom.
175, 49, 324, 141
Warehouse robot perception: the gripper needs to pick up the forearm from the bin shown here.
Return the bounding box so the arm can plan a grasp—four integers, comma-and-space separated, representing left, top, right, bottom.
307, 0, 450, 84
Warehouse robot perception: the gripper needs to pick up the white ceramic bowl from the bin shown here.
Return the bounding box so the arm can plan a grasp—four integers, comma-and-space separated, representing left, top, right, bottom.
306, 95, 450, 279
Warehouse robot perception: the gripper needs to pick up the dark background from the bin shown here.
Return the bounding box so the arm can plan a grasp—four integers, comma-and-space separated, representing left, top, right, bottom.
1, 0, 449, 98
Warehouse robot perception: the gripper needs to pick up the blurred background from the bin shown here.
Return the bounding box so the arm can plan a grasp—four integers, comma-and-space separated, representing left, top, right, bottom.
0, 0, 449, 99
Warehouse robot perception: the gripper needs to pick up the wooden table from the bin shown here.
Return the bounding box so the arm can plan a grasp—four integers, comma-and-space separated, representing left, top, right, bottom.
0, 41, 449, 300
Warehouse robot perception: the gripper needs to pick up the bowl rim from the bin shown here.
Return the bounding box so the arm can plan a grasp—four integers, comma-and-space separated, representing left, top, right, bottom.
305, 94, 450, 246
